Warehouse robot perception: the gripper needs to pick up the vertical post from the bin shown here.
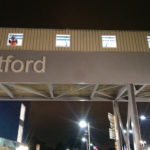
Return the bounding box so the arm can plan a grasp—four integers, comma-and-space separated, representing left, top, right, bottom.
86, 141, 89, 150
88, 123, 90, 150
128, 84, 142, 150
17, 103, 26, 143
126, 100, 131, 150
113, 101, 122, 150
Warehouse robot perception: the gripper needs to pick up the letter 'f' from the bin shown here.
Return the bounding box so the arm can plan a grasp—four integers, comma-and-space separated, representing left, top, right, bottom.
4, 55, 13, 72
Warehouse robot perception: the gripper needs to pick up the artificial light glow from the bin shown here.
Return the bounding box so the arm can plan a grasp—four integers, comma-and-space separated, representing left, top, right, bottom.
123, 129, 132, 134
90, 143, 93, 146
17, 125, 23, 142
82, 137, 87, 142
16, 145, 28, 150
148, 147, 150, 150
140, 115, 146, 120
129, 130, 133, 134
20, 103, 26, 121
123, 130, 127, 134
140, 140, 146, 145
79, 120, 87, 128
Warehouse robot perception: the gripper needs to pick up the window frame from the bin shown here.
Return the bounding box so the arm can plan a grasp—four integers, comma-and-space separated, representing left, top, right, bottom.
56, 34, 71, 47
102, 35, 117, 48
7, 33, 24, 47
147, 36, 150, 48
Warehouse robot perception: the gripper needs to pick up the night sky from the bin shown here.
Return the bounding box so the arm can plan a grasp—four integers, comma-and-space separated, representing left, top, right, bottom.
28, 101, 114, 149
0, 0, 150, 30
27, 102, 150, 149
0, 0, 150, 150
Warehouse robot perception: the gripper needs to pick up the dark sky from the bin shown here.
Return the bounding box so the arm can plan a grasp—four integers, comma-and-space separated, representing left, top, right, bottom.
0, 0, 150, 30
0, 101, 29, 142
28, 102, 114, 149
27, 102, 150, 150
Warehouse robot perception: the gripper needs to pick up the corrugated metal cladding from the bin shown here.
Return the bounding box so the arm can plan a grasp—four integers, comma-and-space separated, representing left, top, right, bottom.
0, 27, 150, 52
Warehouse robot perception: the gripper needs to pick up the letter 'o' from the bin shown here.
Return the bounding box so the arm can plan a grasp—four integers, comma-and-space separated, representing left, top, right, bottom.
11, 60, 24, 72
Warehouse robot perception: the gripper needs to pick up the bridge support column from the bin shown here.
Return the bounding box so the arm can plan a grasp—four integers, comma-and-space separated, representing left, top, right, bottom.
127, 84, 142, 150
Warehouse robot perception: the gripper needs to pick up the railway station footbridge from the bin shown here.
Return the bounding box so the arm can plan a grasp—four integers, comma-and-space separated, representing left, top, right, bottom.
0, 27, 150, 150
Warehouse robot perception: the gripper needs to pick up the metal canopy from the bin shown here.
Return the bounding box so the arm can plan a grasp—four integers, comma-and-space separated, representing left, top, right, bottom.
0, 82, 146, 150
0, 83, 150, 102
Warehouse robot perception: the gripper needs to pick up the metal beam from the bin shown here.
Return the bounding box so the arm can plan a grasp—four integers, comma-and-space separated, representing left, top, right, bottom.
115, 102, 127, 143
90, 84, 99, 99
0, 96, 150, 102
126, 100, 131, 150
128, 84, 142, 150
55, 84, 92, 98
49, 84, 54, 98
6, 84, 49, 98
115, 86, 127, 100
121, 84, 147, 99
0, 83, 14, 98
0, 96, 113, 101
97, 85, 121, 92
135, 85, 147, 95
96, 91, 113, 99
120, 97, 150, 102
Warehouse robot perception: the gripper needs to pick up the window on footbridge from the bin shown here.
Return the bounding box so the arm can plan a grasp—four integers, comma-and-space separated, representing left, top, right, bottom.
56, 34, 70, 47
7, 33, 23, 46
147, 36, 150, 48
102, 35, 117, 48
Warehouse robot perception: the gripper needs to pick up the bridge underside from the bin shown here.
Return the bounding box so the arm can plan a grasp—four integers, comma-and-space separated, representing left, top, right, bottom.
1, 51, 150, 150
0, 83, 147, 150
0, 83, 150, 102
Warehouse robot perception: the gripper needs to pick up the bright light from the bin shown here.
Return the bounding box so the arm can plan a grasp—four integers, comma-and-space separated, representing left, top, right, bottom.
140, 115, 146, 120
94, 146, 98, 150
16, 145, 28, 150
123, 129, 132, 134
140, 140, 146, 146
82, 137, 87, 142
148, 147, 150, 150
129, 130, 133, 134
20, 103, 26, 121
79, 120, 87, 128
90, 143, 93, 146
123, 130, 127, 134
17, 125, 23, 142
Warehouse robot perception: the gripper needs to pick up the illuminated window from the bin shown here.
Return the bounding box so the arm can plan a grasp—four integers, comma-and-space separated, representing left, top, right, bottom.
56, 34, 70, 47
147, 36, 150, 48
17, 125, 23, 143
20, 104, 26, 121
102, 35, 117, 48
7, 33, 23, 46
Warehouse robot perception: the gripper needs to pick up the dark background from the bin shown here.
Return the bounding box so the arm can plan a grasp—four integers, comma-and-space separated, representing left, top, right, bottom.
27, 101, 114, 150
0, 101, 29, 142
27, 102, 150, 150
0, 0, 150, 30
